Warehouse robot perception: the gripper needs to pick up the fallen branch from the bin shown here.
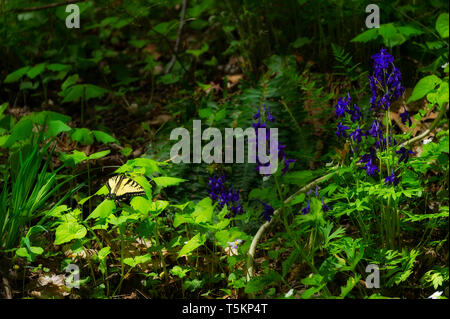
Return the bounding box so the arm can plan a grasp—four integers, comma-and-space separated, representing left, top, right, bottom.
9, 0, 85, 13
246, 170, 337, 281
165, 0, 188, 74
400, 102, 448, 148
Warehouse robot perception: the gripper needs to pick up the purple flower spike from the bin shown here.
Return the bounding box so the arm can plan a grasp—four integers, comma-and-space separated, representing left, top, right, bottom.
260, 202, 275, 222
349, 126, 364, 143
396, 147, 414, 164
265, 106, 275, 122
282, 158, 296, 175
209, 175, 243, 217
336, 122, 350, 138
301, 199, 310, 215
335, 94, 351, 118
400, 107, 412, 127
322, 197, 331, 212
253, 106, 261, 120
367, 120, 382, 138
359, 148, 379, 176
369, 48, 405, 111
350, 105, 362, 123
384, 170, 399, 186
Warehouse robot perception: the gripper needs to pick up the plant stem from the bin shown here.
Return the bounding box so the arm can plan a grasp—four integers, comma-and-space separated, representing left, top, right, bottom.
154, 218, 169, 281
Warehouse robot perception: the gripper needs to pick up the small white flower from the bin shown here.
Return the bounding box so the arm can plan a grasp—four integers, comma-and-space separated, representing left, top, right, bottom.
285, 289, 294, 298
441, 62, 448, 69
423, 137, 433, 145
428, 291, 443, 299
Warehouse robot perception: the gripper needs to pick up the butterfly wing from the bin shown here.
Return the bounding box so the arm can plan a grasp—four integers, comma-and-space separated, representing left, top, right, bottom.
106, 175, 123, 199
114, 176, 146, 201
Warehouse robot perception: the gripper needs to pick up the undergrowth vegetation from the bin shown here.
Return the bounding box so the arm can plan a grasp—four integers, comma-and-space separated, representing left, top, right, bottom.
0, 0, 448, 299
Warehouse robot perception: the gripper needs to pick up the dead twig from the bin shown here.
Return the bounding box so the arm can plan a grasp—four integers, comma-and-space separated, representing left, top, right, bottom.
164, 0, 188, 74
2, 277, 13, 299
9, 0, 85, 13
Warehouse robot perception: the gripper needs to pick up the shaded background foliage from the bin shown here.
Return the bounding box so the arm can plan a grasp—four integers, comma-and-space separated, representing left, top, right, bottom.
0, 0, 448, 299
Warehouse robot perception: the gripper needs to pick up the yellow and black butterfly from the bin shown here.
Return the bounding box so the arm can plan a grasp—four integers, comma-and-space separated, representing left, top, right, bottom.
106, 174, 146, 203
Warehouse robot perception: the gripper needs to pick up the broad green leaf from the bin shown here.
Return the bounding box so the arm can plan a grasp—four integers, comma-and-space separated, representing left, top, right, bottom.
282, 170, 315, 185
27, 63, 46, 79
94, 185, 108, 197
379, 23, 405, 47
215, 228, 246, 247
71, 128, 94, 144
123, 254, 151, 268
170, 265, 190, 278
186, 43, 209, 58
171, 201, 192, 212
54, 221, 87, 245
120, 147, 133, 157
152, 20, 177, 34
45, 120, 71, 138
0, 135, 9, 147
47, 205, 70, 218
84, 84, 109, 100
2, 117, 33, 147
47, 64, 71, 72
407, 75, 442, 103
97, 247, 111, 260
301, 284, 326, 299
129, 39, 148, 48
183, 279, 203, 292
210, 218, 230, 230
244, 271, 282, 294
16, 246, 44, 260
62, 84, 84, 102
192, 197, 214, 223
78, 194, 95, 206
124, 157, 161, 174
33, 110, 72, 124
19, 81, 38, 90
351, 28, 378, 43
397, 25, 424, 38
198, 107, 213, 119
152, 176, 187, 187
131, 175, 152, 199
436, 13, 449, 38
292, 37, 312, 48
339, 275, 360, 298
87, 200, 116, 220
4, 66, 30, 83
109, 213, 140, 226
215, 108, 226, 121
93, 130, 117, 144
0, 102, 7, 115
62, 83, 107, 102
61, 74, 79, 92
88, 150, 110, 160
60, 150, 88, 166
173, 213, 194, 228
287, 193, 305, 206
131, 196, 152, 215
177, 233, 206, 258
149, 200, 169, 216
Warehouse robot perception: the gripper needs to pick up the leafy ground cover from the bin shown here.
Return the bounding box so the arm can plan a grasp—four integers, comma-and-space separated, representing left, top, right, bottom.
0, 0, 448, 299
